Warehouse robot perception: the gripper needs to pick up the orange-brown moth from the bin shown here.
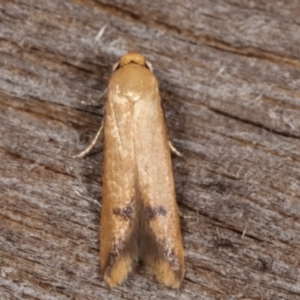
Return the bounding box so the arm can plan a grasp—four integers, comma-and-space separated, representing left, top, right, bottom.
75, 52, 184, 288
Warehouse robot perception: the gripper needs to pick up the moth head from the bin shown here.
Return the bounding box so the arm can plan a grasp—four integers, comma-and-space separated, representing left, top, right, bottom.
112, 52, 153, 72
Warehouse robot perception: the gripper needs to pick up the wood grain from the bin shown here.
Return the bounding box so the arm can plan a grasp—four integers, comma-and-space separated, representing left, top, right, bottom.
0, 0, 300, 299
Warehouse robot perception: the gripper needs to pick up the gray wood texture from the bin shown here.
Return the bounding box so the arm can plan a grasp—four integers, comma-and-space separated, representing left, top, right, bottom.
1, 1, 300, 299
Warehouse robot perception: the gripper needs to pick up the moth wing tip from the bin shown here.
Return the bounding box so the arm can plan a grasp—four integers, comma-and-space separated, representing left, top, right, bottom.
154, 260, 185, 289
102, 255, 133, 288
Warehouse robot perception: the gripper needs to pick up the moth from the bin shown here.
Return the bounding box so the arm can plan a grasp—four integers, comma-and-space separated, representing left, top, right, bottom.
75, 52, 184, 288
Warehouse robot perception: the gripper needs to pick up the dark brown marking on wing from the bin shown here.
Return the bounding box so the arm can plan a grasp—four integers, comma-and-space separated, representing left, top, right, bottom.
163, 246, 180, 271
112, 203, 133, 221
144, 205, 167, 221
103, 240, 125, 276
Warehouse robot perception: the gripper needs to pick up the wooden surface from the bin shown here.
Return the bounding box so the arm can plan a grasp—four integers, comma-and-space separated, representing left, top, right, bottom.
1, 1, 300, 299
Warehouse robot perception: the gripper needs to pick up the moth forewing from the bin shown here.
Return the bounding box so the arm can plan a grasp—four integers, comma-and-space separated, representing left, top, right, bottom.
100, 52, 185, 288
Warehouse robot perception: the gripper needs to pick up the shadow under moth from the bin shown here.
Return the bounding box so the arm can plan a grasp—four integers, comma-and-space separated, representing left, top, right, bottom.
75, 52, 185, 288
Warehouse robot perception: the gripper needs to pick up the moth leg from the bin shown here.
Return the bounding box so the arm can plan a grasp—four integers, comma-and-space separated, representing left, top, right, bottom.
73, 121, 103, 158
168, 141, 182, 157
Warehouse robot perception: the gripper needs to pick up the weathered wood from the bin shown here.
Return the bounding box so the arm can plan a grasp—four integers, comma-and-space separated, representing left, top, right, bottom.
0, 0, 300, 299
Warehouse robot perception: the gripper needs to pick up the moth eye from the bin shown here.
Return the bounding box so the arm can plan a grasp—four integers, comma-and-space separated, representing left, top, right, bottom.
145, 61, 153, 72
112, 62, 120, 72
